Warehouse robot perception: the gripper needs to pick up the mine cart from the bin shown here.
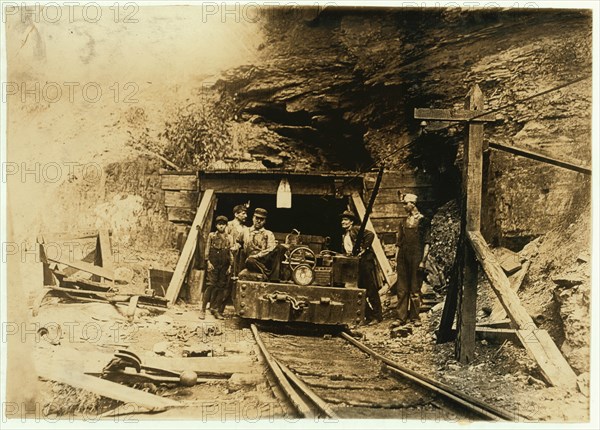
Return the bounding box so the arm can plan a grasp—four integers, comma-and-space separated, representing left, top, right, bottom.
234, 232, 366, 326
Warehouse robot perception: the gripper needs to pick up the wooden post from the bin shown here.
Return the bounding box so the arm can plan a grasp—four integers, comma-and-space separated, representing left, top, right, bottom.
456, 84, 484, 364
165, 189, 215, 304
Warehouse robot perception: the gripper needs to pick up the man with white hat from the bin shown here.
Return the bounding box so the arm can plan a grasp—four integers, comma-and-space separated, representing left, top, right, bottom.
395, 192, 431, 325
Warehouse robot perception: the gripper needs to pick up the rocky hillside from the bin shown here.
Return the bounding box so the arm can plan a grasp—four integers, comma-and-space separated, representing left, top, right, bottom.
216, 7, 592, 244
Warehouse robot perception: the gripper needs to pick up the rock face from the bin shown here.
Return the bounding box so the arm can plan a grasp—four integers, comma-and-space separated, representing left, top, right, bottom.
217, 8, 592, 244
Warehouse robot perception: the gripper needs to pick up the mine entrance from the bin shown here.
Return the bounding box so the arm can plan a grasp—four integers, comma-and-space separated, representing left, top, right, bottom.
213, 193, 348, 252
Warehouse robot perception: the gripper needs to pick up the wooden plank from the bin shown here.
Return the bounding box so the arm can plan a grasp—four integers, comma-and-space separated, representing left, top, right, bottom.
457, 85, 484, 364
95, 229, 114, 272
368, 187, 437, 204
143, 355, 253, 377
198, 176, 362, 196
414, 108, 496, 122
371, 218, 401, 233
164, 190, 198, 208
468, 231, 533, 328
370, 202, 404, 217
37, 362, 181, 410
165, 189, 215, 304
445, 327, 519, 344
489, 143, 591, 175
159, 169, 196, 176
161, 174, 198, 191
468, 230, 577, 388
516, 329, 577, 389
475, 327, 519, 345
46, 251, 115, 280
364, 173, 435, 188
489, 260, 530, 323
188, 269, 205, 304
167, 207, 195, 223
351, 193, 396, 288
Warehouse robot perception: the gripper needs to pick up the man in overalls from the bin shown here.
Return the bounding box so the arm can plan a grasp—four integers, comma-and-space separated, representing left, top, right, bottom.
395, 193, 431, 325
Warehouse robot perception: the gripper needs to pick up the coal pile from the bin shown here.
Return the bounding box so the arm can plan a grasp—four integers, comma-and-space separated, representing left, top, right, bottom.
428, 200, 460, 292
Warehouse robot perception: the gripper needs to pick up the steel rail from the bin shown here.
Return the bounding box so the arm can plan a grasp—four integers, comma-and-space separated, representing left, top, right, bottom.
340, 331, 524, 421
276, 360, 340, 420
250, 324, 316, 419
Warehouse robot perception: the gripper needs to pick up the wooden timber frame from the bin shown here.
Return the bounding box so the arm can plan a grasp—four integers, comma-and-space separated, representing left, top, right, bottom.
415, 84, 582, 389
162, 169, 415, 306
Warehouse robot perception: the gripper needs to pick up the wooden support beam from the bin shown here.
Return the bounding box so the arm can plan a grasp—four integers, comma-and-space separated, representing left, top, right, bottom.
351, 193, 396, 288
489, 143, 591, 175
468, 230, 577, 388
414, 108, 496, 122
165, 189, 215, 304
456, 84, 484, 364
468, 231, 533, 328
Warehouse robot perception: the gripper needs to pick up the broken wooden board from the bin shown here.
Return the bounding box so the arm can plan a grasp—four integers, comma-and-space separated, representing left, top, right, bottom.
37, 362, 181, 411
46, 252, 115, 281
165, 189, 215, 304
468, 231, 577, 389
495, 247, 522, 275
351, 192, 396, 288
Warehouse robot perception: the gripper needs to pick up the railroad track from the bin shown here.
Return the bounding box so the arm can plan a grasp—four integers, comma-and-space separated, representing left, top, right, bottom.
251, 324, 523, 421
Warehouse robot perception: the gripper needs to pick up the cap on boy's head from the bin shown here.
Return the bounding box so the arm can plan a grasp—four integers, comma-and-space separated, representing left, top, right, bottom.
402, 193, 418, 203
254, 208, 268, 219
340, 210, 357, 223
215, 215, 228, 225
233, 204, 247, 215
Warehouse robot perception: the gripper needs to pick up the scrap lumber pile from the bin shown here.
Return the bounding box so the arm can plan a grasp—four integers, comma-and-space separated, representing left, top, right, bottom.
35, 229, 168, 320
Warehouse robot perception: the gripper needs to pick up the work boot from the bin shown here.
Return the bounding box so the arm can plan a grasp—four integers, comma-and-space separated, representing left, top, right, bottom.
198, 310, 206, 320
214, 312, 224, 320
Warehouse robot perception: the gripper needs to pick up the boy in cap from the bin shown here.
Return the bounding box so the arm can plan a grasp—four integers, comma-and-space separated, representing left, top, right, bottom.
395, 193, 431, 325
241, 208, 285, 281
200, 215, 235, 320
218, 204, 248, 314
340, 210, 383, 324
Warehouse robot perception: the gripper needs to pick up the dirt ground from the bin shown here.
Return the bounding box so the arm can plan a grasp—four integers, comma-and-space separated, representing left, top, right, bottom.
358, 301, 589, 423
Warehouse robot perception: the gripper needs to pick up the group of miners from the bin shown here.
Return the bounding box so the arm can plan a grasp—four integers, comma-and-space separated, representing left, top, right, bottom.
200, 193, 430, 327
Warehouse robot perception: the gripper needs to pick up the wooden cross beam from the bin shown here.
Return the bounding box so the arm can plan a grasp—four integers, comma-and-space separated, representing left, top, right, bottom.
415, 108, 495, 122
